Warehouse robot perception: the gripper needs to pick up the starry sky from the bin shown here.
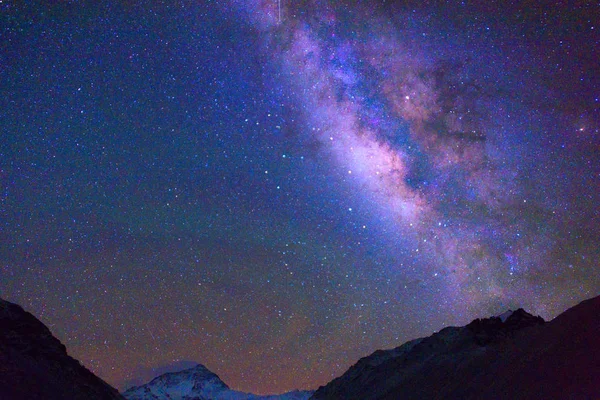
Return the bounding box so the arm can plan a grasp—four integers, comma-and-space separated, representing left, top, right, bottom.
1, 0, 599, 395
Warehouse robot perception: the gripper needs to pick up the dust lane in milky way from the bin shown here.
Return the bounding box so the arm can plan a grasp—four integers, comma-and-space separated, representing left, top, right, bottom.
1, 0, 598, 395
236, 0, 599, 312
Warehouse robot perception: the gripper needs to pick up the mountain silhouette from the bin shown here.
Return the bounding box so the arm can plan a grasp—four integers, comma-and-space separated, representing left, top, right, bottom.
311, 295, 600, 399
0, 297, 124, 400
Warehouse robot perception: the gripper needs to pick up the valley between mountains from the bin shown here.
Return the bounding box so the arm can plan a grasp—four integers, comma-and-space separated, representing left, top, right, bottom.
1, 295, 599, 399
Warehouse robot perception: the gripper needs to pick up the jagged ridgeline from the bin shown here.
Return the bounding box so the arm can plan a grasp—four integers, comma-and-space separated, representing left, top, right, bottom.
311, 298, 600, 400
1, 296, 599, 400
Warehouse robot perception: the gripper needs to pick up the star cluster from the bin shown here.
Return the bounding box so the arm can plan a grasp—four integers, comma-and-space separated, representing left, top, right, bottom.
1, 0, 598, 395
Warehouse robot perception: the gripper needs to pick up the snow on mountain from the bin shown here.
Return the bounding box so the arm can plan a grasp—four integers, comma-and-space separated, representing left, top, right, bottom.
123, 364, 313, 400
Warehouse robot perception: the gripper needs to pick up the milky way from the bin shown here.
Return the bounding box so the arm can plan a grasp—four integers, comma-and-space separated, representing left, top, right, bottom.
238, 0, 599, 311
1, 0, 598, 395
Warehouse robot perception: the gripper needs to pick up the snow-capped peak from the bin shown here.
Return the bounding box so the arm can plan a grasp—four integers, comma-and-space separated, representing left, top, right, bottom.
122, 363, 313, 400
123, 363, 229, 400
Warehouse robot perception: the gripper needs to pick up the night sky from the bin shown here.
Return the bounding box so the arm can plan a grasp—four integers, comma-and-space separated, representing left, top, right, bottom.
1, 0, 599, 395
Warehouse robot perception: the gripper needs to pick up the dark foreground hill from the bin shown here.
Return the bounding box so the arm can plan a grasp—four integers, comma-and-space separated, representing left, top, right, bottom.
2, 294, 599, 400
0, 297, 124, 400
311, 295, 600, 400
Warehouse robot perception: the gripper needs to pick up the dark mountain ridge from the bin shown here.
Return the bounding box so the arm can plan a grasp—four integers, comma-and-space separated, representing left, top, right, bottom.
0, 297, 124, 400
1, 295, 599, 400
310, 296, 600, 400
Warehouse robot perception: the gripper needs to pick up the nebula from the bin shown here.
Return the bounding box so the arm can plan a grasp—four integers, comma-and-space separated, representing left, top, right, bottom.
229, 0, 540, 311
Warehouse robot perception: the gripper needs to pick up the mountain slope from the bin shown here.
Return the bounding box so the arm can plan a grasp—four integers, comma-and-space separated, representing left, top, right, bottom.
123, 364, 313, 400
0, 297, 124, 400
311, 295, 600, 400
